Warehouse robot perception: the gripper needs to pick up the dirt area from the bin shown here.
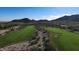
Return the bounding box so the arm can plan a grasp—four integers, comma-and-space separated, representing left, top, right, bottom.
0, 29, 55, 51
0, 29, 10, 36
0, 26, 20, 36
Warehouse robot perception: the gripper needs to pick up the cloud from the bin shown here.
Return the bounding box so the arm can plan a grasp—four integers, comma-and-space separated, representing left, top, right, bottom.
46, 15, 62, 20
41, 15, 63, 20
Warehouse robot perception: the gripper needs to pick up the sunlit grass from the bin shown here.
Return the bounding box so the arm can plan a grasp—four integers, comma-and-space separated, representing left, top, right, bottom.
0, 26, 36, 48
46, 27, 79, 51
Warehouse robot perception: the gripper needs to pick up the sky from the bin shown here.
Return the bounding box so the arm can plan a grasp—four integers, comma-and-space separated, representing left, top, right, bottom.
0, 7, 79, 21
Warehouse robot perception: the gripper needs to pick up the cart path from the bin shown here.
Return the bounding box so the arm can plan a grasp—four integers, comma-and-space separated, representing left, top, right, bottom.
0, 30, 55, 51
0, 26, 20, 36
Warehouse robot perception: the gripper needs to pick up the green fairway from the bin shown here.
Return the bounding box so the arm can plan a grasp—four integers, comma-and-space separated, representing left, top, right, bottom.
0, 26, 36, 48
46, 27, 79, 51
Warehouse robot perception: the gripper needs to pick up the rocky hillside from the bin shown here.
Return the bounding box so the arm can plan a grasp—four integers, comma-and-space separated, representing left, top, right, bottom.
54, 14, 79, 21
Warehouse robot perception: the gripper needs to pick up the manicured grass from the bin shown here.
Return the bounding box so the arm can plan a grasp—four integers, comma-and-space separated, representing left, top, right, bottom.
0, 26, 36, 48
46, 27, 79, 51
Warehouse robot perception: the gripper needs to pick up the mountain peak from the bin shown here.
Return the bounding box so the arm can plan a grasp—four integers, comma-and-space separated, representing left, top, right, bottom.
55, 14, 79, 21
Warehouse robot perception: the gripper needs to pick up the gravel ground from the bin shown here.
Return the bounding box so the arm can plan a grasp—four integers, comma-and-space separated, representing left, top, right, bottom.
0, 29, 55, 51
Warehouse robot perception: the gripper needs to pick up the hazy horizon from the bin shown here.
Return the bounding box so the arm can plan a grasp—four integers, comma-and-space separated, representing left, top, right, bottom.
0, 7, 79, 21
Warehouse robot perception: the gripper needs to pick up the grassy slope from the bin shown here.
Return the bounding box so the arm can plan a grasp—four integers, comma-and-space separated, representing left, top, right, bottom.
0, 26, 36, 48
46, 27, 79, 51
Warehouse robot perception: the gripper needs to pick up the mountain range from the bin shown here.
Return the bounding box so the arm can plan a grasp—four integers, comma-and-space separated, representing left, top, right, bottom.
11, 14, 79, 22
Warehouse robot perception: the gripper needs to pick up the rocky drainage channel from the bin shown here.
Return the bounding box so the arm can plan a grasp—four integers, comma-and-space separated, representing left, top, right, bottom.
0, 30, 56, 51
